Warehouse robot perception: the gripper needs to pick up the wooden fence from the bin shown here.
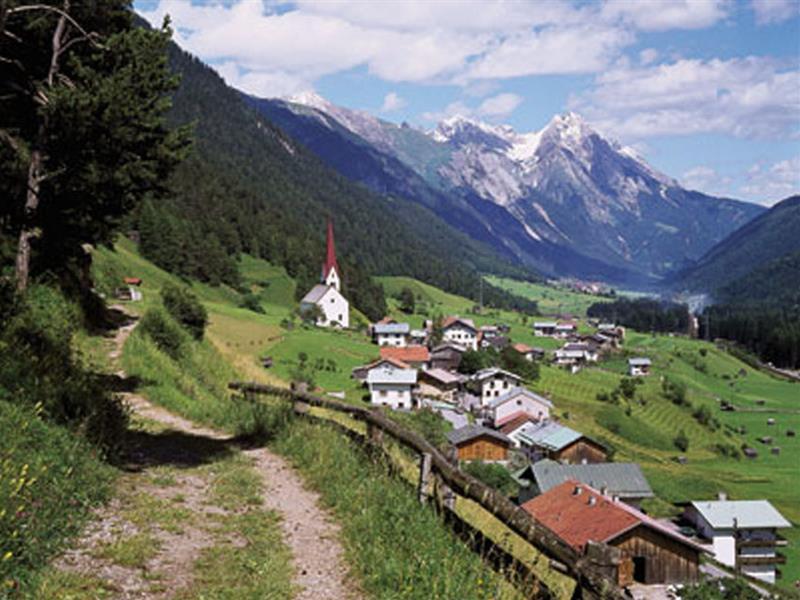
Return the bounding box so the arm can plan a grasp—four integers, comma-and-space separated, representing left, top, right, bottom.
228, 381, 625, 600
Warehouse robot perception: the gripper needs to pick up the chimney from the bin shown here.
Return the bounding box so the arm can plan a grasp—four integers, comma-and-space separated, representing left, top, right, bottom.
573, 485, 582, 496
718, 491, 728, 501
600, 485, 608, 496
588, 496, 597, 506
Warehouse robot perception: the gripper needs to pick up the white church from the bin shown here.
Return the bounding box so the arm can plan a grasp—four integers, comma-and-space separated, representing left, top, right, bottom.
299, 219, 350, 328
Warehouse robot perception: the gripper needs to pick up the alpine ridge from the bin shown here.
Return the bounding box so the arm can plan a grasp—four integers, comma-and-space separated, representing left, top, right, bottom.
254, 93, 764, 286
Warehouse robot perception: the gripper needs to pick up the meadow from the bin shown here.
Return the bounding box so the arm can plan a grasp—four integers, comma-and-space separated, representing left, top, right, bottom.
95, 243, 800, 590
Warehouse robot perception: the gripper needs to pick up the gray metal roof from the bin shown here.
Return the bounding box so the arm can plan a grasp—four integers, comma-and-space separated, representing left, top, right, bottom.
516, 421, 584, 451
489, 387, 553, 409
690, 500, 791, 529
373, 322, 410, 335
629, 357, 652, 366
447, 424, 511, 446
420, 368, 463, 385
300, 284, 333, 304
366, 366, 418, 385
530, 460, 654, 499
473, 367, 522, 382
534, 321, 558, 328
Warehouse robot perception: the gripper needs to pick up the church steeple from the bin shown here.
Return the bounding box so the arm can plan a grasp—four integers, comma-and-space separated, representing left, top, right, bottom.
321, 218, 341, 290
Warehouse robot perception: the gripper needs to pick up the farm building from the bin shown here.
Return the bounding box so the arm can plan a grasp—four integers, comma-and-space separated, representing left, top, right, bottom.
683, 498, 791, 584
533, 321, 557, 337
488, 387, 552, 428
555, 322, 577, 338
523, 481, 705, 586
380, 345, 430, 369
470, 368, 523, 406
366, 365, 417, 411
480, 335, 510, 351
515, 460, 654, 508
299, 219, 349, 328
429, 343, 464, 371
516, 421, 607, 464
511, 343, 545, 362
628, 358, 652, 376
417, 368, 464, 403
440, 316, 479, 351
447, 424, 511, 462
373, 322, 410, 347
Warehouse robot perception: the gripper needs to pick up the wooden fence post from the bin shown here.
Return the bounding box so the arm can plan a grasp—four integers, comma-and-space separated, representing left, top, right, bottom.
418, 452, 432, 504
367, 421, 383, 447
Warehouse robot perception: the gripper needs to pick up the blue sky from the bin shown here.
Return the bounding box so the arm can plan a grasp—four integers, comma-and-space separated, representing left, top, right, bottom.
136, 0, 800, 205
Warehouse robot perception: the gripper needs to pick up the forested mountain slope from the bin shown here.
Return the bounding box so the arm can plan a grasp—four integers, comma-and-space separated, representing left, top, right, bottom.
675, 195, 800, 296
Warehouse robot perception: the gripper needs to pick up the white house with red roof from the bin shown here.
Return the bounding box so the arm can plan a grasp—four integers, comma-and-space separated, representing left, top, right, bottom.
300, 219, 349, 328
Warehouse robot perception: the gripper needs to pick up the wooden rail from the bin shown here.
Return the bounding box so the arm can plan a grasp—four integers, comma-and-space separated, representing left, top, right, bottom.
229, 381, 625, 600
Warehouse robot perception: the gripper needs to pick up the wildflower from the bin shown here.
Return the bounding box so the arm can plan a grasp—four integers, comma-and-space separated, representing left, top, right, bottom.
2, 552, 12, 562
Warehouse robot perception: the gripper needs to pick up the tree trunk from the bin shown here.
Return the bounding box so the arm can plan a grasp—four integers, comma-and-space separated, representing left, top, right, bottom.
14, 3, 67, 292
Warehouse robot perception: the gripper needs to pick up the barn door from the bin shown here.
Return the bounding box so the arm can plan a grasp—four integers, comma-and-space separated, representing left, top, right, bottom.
633, 556, 647, 583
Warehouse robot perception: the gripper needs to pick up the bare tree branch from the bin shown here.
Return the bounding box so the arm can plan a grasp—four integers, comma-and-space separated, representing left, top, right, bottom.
8, 3, 98, 45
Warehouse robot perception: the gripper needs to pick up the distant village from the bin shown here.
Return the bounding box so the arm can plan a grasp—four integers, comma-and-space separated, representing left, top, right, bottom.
298, 221, 792, 594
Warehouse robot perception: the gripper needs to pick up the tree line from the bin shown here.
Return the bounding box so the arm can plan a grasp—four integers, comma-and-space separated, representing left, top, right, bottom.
587, 297, 689, 334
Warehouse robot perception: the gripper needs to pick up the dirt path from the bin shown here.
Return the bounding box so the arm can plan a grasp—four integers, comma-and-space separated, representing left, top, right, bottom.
48, 308, 359, 599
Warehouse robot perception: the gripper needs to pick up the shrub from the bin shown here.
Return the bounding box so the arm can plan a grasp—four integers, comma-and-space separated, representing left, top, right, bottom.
138, 307, 187, 359
462, 461, 518, 497
662, 377, 689, 406
161, 283, 208, 340
239, 292, 265, 314
674, 430, 690, 452
0, 284, 127, 453
619, 377, 637, 400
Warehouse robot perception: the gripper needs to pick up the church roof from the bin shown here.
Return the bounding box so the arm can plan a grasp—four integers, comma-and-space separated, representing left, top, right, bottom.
322, 218, 339, 279
301, 284, 333, 304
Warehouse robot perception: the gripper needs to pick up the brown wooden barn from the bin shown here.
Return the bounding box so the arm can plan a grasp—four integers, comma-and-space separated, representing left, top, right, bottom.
523, 481, 706, 586
447, 425, 511, 462
521, 421, 608, 464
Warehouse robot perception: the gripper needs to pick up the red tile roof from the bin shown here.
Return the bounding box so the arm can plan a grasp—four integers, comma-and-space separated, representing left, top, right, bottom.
124, 277, 142, 285
512, 343, 534, 354
375, 316, 398, 326
522, 481, 705, 553
380, 345, 430, 363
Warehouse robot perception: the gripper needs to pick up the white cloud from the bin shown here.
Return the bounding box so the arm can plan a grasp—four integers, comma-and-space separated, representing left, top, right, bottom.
639, 48, 659, 65
681, 166, 734, 196
601, 0, 730, 31
464, 26, 632, 80
477, 93, 523, 118
571, 57, 800, 140
740, 156, 800, 204
381, 92, 406, 112
751, 0, 800, 24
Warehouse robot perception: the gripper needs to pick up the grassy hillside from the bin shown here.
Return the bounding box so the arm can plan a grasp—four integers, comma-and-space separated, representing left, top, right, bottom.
95, 242, 800, 589
484, 277, 613, 316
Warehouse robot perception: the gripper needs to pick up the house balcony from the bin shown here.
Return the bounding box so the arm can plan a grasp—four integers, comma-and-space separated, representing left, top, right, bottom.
737, 552, 787, 566
736, 534, 788, 548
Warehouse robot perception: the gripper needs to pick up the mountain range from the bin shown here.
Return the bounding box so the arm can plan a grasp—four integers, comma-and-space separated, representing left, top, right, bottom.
249, 93, 764, 287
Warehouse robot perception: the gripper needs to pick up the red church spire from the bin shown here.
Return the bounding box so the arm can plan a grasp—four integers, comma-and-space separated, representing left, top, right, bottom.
322, 217, 339, 281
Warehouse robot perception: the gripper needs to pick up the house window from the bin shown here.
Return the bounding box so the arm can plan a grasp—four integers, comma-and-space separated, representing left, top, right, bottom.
503, 381, 509, 389
331, 298, 335, 303
379, 390, 388, 397
516, 399, 522, 406
339, 314, 343, 321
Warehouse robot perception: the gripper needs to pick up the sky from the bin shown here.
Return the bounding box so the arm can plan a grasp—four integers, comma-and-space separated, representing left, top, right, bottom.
136, 0, 800, 206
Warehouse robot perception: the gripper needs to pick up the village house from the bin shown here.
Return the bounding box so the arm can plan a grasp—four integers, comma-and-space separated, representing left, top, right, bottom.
488, 387, 552, 428
515, 460, 655, 508
447, 424, 512, 462
523, 481, 705, 586
511, 343, 545, 362
480, 334, 510, 352
554, 343, 596, 373
367, 364, 417, 411
299, 219, 349, 328
351, 357, 409, 383
499, 414, 540, 447
628, 358, 652, 377
470, 368, 523, 406
417, 368, 464, 403
380, 345, 430, 370
683, 498, 791, 584
409, 328, 427, 345
121, 277, 143, 301
516, 420, 608, 464
441, 316, 479, 351
598, 323, 625, 343
429, 343, 465, 371
480, 325, 500, 338
555, 321, 577, 338
372, 322, 410, 347
533, 321, 557, 337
